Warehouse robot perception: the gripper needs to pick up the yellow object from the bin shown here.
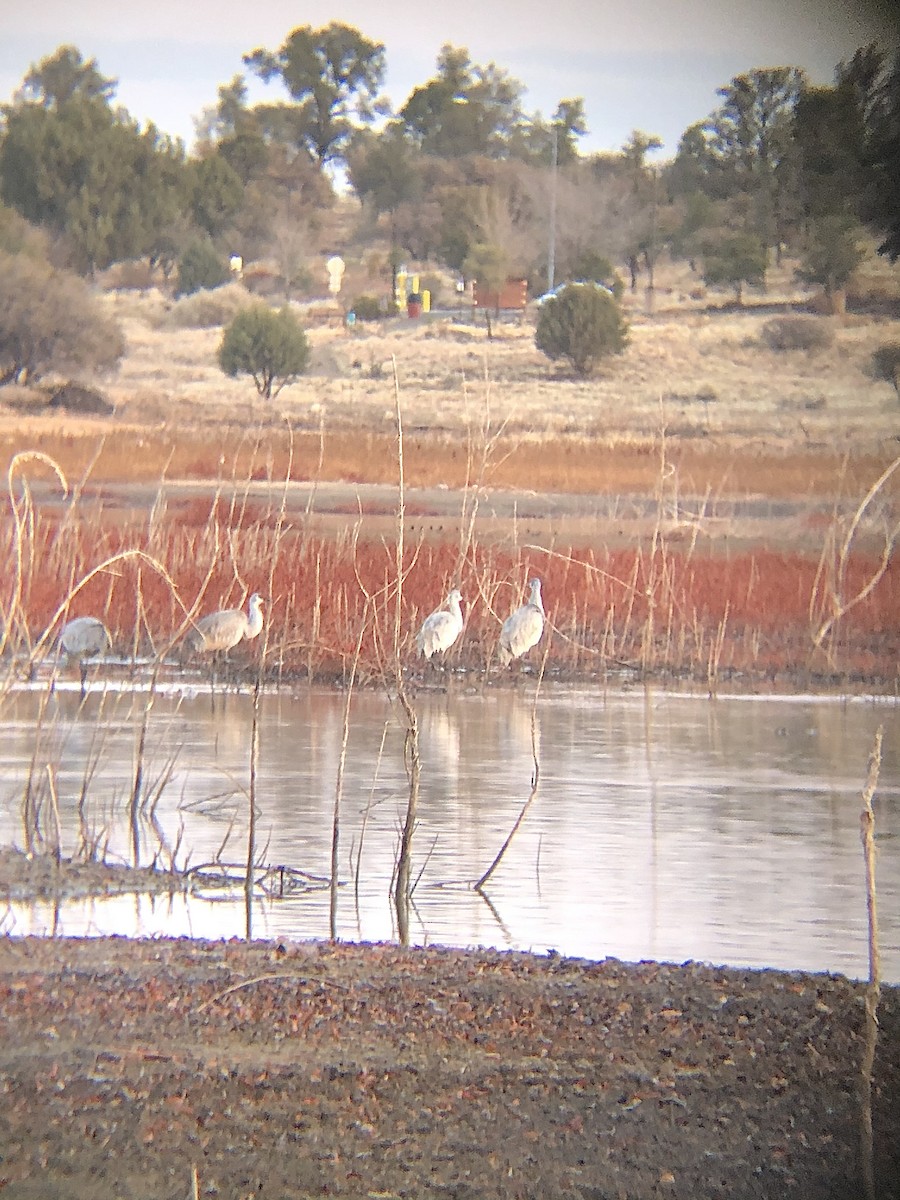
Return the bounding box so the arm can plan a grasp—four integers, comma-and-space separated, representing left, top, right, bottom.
422, 290, 431, 312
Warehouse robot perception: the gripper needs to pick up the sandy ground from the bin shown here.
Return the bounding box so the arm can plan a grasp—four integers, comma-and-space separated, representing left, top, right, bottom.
0, 932, 898, 1199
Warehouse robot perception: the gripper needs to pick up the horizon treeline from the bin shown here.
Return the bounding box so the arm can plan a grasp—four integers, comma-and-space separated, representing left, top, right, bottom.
0, 31, 898, 303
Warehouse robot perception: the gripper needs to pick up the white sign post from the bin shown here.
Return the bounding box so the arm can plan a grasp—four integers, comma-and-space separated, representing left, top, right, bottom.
326, 256, 345, 295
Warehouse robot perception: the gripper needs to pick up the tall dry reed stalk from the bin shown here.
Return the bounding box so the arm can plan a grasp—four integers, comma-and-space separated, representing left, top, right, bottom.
811, 456, 900, 665
1, 452, 68, 669
330, 623, 365, 940
858, 725, 883, 1200
244, 420, 297, 936
475, 643, 548, 891
245, 679, 261, 940
389, 363, 422, 946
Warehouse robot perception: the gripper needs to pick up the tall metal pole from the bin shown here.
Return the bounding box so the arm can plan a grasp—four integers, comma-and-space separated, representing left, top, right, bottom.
547, 124, 558, 292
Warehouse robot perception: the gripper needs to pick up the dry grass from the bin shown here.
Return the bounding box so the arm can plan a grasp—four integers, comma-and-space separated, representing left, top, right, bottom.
2, 256, 898, 687
101, 301, 897, 449
2, 258, 899, 501
2, 488, 897, 687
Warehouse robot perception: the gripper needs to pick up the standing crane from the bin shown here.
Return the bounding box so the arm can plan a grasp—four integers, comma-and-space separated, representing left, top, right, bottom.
499, 578, 545, 666
188, 593, 265, 659
417, 589, 464, 664
187, 594, 265, 690
59, 616, 111, 694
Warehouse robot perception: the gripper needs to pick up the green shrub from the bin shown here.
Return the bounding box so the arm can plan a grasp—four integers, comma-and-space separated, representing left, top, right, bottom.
0, 251, 124, 385
872, 342, 900, 398
176, 241, 230, 297
761, 316, 835, 352
218, 304, 310, 399
568, 251, 625, 299
796, 215, 865, 295
701, 234, 767, 303
349, 294, 383, 321
535, 282, 628, 377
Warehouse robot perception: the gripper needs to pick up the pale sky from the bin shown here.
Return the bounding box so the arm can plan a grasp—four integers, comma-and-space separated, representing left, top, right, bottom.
1, 0, 897, 158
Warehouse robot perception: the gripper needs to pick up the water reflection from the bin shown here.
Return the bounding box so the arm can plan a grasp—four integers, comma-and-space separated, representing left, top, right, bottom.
0, 681, 897, 981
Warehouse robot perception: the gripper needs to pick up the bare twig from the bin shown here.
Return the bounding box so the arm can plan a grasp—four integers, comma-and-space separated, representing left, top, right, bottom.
475, 645, 547, 890
194, 971, 350, 1014
812, 456, 900, 657
858, 724, 883, 1200
331, 623, 365, 940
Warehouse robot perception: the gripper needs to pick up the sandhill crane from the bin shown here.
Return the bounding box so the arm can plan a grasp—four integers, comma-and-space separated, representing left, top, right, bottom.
417, 589, 464, 663
188, 593, 265, 658
499, 578, 545, 666
59, 616, 111, 693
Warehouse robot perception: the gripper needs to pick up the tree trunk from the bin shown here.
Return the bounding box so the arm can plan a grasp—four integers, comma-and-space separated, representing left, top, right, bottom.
828, 286, 847, 317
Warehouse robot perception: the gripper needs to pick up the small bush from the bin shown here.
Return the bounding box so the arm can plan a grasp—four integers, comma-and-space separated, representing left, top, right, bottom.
0, 203, 49, 259
218, 304, 310, 399
761, 316, 835, 352
349, 295, 383, 321
0, 251, 125, 385
101, 259, 156, 291
872, 342, 900, 397
535, 282, 628, 377
167, 283, 250, 329
176, 241, 230, 297
567, 251, 625, 299
48, 382, 114, 415
701, 234, 767, 302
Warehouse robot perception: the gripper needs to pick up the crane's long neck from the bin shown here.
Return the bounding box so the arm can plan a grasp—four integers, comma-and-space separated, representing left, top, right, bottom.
529, 582, 544, 614
246, 597, 264, 640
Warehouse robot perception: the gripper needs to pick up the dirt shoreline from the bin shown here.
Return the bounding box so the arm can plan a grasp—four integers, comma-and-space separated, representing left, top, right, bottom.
0, 934, 897, 1199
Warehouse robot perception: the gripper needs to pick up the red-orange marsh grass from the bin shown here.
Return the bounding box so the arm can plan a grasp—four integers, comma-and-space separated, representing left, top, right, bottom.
1, 425, 898, 503
6, 507, 898, 685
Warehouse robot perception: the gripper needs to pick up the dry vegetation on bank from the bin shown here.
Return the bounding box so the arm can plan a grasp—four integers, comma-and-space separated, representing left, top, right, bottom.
2, 266, 899, 497
1, 259, 898, 688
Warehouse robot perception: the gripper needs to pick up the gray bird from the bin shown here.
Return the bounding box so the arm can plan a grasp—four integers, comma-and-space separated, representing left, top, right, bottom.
59, 616, 111, 692
417, 588, 464, 661
499, 578, 545, 666
188, 593, 265, 656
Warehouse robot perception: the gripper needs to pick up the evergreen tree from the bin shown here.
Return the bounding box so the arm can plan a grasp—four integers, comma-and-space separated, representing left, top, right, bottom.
400, 45, 525, 158
535, 283, 628, 376
0, 46, 188, 273
243, 23, 386, 168
218, 304, 310, 399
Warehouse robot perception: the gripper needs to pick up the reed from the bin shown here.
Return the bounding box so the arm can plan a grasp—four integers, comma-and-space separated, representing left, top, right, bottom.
810, 456, 900, 668
330, 623, 365, 940
858, 725, 883, 1200
3, 450, 898, 689
389, 365, 421, 946
475, 644, 547, 891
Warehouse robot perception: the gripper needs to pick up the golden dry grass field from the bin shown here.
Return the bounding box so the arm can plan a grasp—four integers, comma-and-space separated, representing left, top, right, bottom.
2, 259, 899, 496
1, 257, 899, 687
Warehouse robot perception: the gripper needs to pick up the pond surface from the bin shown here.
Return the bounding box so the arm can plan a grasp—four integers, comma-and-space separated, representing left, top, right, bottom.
1, 679, 898, 982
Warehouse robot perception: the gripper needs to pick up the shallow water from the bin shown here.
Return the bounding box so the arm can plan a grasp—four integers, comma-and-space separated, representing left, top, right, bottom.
1, 679, 898, 981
